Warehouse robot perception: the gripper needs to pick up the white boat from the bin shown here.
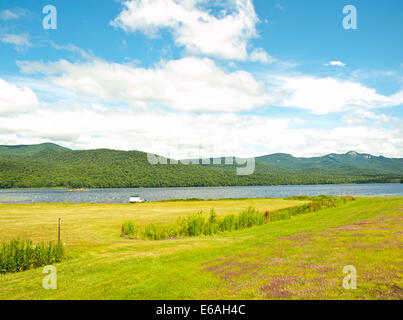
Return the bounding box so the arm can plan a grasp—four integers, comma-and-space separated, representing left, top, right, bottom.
129, 195, 144, 203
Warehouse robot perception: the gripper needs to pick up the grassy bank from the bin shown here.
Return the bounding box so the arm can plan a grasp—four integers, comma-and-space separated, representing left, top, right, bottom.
0, 197, 402, 299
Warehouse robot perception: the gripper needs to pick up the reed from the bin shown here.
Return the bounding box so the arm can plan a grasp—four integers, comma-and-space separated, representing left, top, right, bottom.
0, 239, 65, 274
121, 207, 266, 240
121, 221, 136, 236
120, 196, 355, 241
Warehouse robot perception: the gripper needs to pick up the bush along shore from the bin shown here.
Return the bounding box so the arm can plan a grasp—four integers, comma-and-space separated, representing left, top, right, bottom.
121, 195, 355, 240
0, 239, 65, 274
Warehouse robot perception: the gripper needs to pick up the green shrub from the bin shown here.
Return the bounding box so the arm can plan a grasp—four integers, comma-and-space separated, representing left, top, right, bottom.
0, 239, 65, 274
185, 212, 207, 236
219, 214, 237, 232
122, 221, 136, 236
208, 209, 217, 224
237, 207, 265, 228
268, 195, 354, 223
127, 207, 267, 240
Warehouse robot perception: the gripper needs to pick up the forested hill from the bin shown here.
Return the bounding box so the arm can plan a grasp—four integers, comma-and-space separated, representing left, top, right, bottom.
0, 143, 402, 188
0, 143, 70, 157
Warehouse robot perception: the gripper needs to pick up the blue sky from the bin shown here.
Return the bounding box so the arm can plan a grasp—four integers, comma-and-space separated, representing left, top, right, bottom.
0, 0, 402, 158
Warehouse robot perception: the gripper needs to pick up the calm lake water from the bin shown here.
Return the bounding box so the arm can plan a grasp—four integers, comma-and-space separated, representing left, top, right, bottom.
0, 184, 402, 204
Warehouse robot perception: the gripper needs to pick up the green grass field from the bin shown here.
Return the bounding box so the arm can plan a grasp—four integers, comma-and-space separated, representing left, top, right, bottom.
0, 197, 402, 300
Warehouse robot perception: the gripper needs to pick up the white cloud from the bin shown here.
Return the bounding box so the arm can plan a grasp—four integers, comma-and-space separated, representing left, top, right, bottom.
17, 54, 403, 117
350, 69, 399, 82
48, 41, 95, 60
325, 61, 346, 67
0, 134, 48, 146
17, 55, 403, 116
342, 109, 390, 125
0, 9, 19, 20
390, 89, 403, 106
274, 76, 394, 114
0, 33, 31, 49
17, 57, 270, 113
296, 126, 403, 158
0, 107, 290, 157
250, 48, 275, 64
0, 106, 402, 158
0, 8, 30, 20
0, 78, 39, 116
111, 0, 261, 61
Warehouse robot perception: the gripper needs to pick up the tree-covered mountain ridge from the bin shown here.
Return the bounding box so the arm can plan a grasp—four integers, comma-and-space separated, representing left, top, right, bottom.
0, 143, 401, 188
0, 143, 69, 156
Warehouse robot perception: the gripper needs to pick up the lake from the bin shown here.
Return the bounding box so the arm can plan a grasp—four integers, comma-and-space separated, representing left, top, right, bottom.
0, 183, 402, 204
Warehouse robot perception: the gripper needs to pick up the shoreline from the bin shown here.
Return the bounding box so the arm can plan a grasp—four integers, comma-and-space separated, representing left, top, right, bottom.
1, 195, 402, 206
1, 181, 402, 191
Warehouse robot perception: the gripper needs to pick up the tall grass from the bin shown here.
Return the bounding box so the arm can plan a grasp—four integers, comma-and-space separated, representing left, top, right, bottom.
120, 196, 355, 241
121, 221, 136, 236
122, 207, 266, 240
268, 195, 354, 222
0, 239, 65, 274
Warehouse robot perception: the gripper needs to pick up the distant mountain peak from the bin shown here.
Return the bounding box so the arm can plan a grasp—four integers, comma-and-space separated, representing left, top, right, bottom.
347, 151, 359, 156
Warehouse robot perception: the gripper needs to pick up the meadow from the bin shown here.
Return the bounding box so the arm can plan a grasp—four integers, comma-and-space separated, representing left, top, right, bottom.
0, 197, 402, 300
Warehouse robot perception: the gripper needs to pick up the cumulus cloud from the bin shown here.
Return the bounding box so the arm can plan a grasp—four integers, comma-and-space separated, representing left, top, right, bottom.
274, 76, 394, 114
325, 61, 346, 67
250, 48, 275, 64
17, 54, 403, 116
111, 0, 263, 62
0, 78, 39, 116
0, 107, 289, 157
17, 57, 270, 113
390, 88, 403, 106
0, 106, 402, 158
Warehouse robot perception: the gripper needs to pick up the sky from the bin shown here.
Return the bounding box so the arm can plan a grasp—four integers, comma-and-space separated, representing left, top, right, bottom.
0, 0, 402, 158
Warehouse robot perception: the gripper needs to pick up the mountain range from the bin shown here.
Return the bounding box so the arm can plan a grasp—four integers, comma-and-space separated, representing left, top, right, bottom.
0, 143, 401, 188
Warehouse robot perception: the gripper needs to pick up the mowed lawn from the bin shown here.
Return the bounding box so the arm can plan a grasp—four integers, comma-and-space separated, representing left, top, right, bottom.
0, 197, 402, 300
